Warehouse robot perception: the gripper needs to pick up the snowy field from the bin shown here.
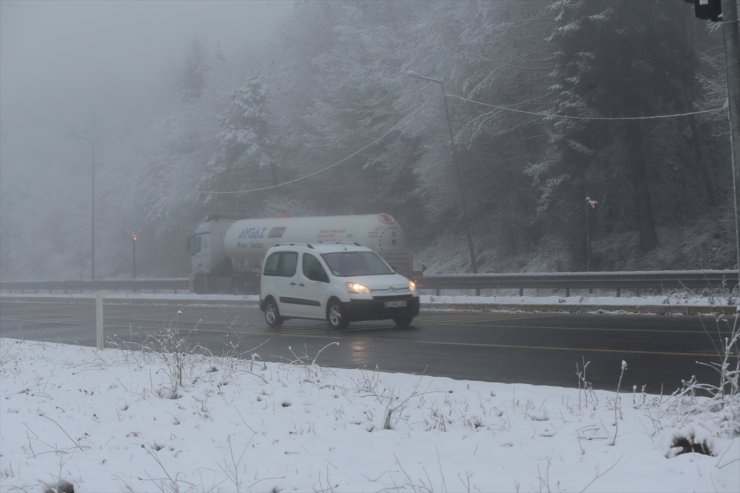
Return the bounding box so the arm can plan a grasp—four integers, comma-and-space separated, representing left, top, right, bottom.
1, 337, 738, 493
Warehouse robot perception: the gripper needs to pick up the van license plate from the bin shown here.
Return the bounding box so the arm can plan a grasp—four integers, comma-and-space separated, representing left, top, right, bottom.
384, 300, 407, 308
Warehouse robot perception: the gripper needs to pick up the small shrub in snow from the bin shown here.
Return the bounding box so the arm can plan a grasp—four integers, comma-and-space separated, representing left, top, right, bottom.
42, 479, 74, 493
609, 360, 627, 446
109, 310, 210, 399
285, 342, 340, 383
575, 358, 598, 411
464, 416, 484, 430
666, 427, 714, 458
668, 314, 740, 426
426, 407, 448, 431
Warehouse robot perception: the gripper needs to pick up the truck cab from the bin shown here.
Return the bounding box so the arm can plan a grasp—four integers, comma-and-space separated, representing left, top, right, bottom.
187, 216, 235, 293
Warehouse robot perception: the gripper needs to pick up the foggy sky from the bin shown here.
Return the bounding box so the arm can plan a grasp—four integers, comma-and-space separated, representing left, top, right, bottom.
0, 0, 292, 130
0, 0, 293, 280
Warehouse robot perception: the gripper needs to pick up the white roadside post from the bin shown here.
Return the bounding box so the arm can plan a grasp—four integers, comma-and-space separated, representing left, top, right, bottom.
96, 290, 104, 350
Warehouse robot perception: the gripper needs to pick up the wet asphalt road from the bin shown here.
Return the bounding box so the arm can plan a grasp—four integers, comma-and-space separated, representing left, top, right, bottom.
0, 298, 732, 392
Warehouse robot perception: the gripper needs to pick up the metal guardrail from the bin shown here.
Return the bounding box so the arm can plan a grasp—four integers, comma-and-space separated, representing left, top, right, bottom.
0, 270, 737, 297
417, 270, 739, 296
0, 270, 738, 296
0, 278, 190, 293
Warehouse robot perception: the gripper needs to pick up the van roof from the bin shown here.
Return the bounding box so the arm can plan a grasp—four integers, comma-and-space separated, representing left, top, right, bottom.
267, 243, 373, 254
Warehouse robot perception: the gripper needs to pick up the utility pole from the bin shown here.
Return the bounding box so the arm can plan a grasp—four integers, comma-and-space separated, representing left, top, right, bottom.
439, 80, 478, 274
407, 72, 478, 273
585, 197, 599, 271
73, 133, 96, 280
720, 0, 740, 274
131, 234, 140, 279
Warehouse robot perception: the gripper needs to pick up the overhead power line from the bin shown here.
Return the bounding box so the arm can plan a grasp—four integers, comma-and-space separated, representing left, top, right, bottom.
192, 122, 402, 195
189, 91, 725, 196
447, 93, 725, 121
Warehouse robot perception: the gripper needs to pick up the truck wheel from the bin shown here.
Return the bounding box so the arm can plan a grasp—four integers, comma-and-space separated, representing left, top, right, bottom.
393, 315, 414, 328
264, 298, 283, 328
327, 300, 349, 330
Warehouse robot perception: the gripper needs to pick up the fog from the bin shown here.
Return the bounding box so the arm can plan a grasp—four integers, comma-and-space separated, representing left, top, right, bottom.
1, 1, 289, 110
0, 0, 292, 280
1, 0, 291, 135
0, 1, 734, 282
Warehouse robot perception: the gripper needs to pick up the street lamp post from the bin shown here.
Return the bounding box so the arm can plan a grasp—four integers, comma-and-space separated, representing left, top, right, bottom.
407, 72, 478, 273
131, 234, 140, 279
585, 197, 599, 271
73, 133, 96, 280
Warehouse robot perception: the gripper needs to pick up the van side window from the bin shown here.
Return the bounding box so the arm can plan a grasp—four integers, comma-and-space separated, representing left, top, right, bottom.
264, 252, 298, 277
264, 251, 298, 277
263, 252, 280, 276
303, 254, 329, 283
277, 252, 298, 277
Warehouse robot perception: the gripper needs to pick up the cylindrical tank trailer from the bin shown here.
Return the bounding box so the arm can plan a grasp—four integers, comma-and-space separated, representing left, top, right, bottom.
187, 213, 414, 293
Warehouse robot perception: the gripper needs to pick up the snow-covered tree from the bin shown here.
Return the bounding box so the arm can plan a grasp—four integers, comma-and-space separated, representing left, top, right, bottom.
200, 74, 277, 214
394, 0, 552, 266
529, 0, 712, 266
264, 1, 427, 231
179, 38, 210, 103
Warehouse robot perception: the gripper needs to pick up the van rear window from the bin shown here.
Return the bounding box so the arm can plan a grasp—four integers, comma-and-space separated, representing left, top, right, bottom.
263, 252, 298, 277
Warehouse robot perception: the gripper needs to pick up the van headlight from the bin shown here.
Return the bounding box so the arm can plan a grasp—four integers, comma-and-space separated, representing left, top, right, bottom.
408, 280, 417, 292
346, 282, 370, 294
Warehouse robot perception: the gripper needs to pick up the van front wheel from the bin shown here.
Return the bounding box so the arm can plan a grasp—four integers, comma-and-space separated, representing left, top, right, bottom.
264, 298, 283, 328
327, 300, 349, 330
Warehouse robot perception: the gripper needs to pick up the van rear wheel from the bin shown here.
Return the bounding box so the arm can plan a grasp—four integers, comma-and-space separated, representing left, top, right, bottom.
327, 300, 349, 330
264, 298, 283, 328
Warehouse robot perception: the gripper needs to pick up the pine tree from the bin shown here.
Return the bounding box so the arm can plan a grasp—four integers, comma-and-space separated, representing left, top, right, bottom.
201, 74, 277, 213
180, 38, 210, 103
267, 0, 425, 227
531, 0, 703, 264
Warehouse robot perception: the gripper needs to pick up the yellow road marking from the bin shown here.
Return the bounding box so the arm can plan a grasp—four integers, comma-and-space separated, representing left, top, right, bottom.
416, 313, 714, 334
428, 323, 711, 335
406, 339, 720, 358
251, 327, 721, 358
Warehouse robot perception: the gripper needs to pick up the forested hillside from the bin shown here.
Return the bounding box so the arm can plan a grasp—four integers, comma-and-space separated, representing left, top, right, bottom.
1, 0, 736, 280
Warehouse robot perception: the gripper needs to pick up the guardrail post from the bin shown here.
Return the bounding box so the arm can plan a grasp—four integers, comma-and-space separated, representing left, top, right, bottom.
95, 291, 104, 350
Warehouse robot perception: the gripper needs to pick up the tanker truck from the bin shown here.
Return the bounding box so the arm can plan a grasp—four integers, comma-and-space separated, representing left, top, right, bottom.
187, 213, 415, 293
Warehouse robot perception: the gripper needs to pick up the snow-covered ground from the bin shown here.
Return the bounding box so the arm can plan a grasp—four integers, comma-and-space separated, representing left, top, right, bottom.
1, 338, 738, 493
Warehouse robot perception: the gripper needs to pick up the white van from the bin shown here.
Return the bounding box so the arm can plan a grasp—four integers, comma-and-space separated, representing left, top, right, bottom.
259, 243, 419, 329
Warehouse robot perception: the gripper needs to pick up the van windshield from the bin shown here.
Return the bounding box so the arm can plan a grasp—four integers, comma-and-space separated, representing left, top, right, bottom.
321, 251, 393, 277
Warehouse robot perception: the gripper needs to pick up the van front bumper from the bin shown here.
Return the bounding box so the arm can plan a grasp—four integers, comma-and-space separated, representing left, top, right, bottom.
343, 296, 420, 321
